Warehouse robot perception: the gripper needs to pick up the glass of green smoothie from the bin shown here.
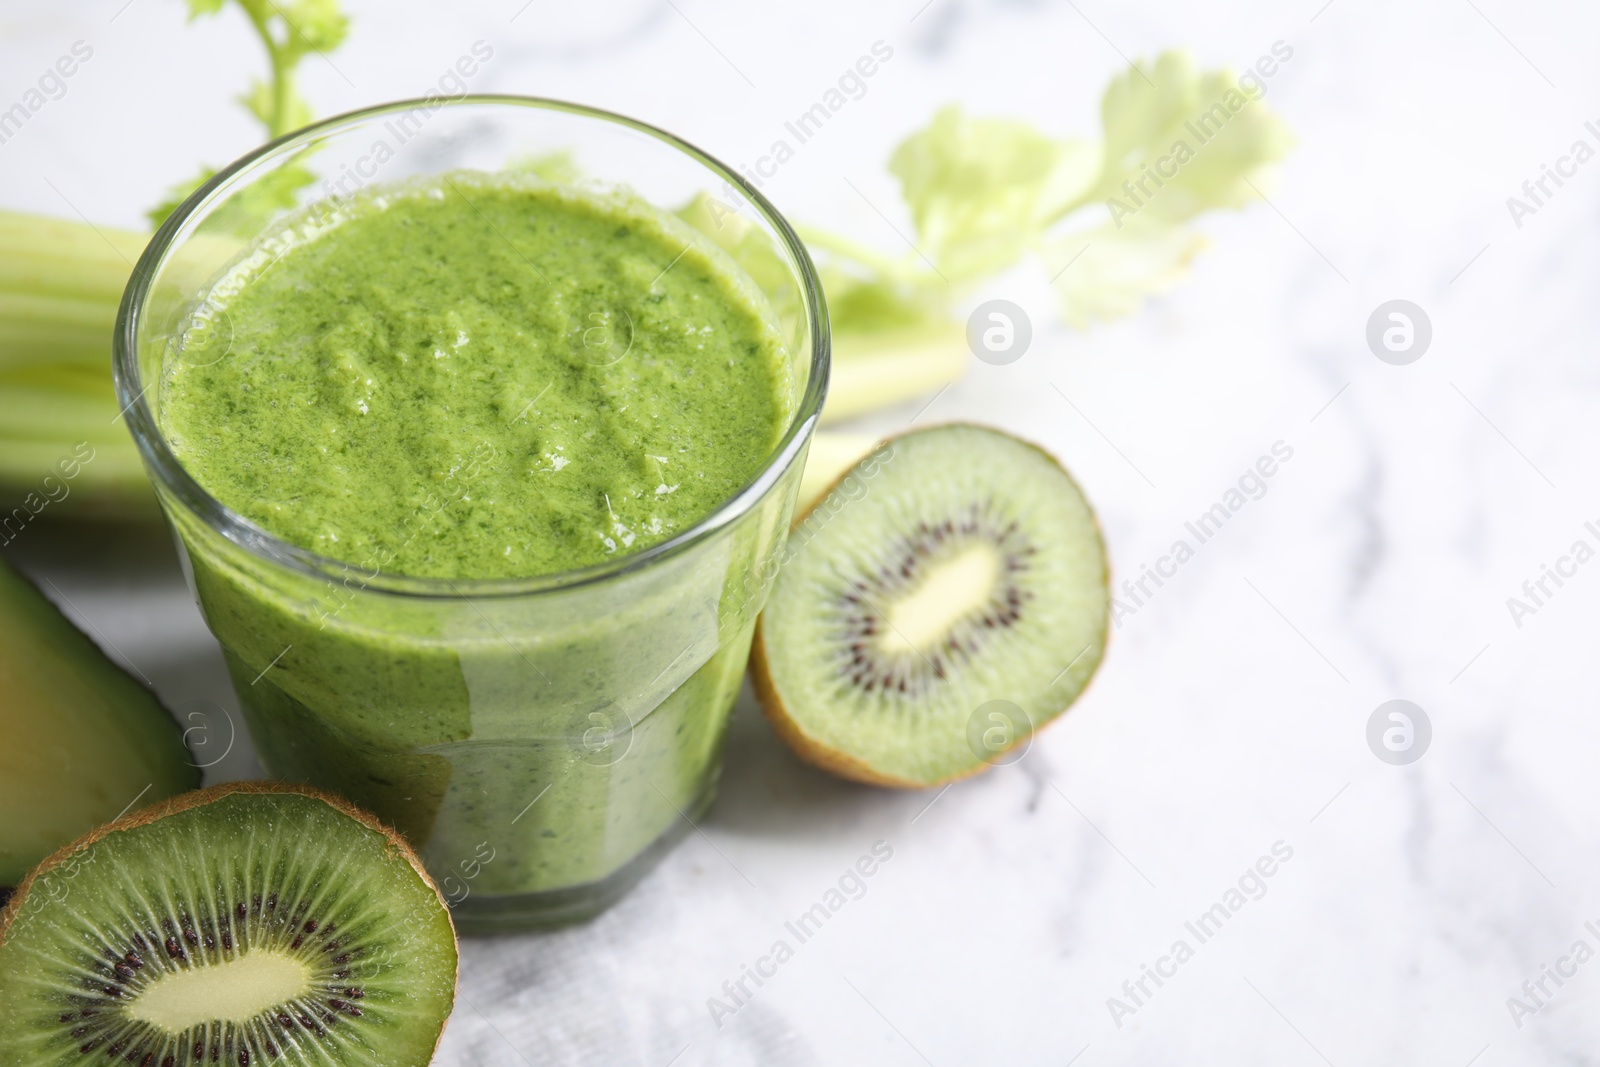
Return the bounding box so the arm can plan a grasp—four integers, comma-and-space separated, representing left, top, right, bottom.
114, 98, 828, 932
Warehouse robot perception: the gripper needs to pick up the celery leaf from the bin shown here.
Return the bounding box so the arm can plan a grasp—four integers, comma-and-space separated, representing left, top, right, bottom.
148, 0, 349, 227
888, 105, 1096, 282
1091, 51, 1294, 224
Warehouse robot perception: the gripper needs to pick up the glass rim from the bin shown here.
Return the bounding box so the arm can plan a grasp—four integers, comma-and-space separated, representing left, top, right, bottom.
113, 94, 830, 601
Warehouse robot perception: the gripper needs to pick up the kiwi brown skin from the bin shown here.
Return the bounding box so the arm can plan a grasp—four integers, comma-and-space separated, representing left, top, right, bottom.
752, 422, 1112, 790
0, 780, 460, 1060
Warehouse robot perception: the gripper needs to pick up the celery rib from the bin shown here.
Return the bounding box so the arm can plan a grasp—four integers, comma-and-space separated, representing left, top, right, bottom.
797, 432, 880, 513
822, 322, 970, 425
0, 434, 154, 521
0, 379, 128, 440
0, 210, 144, 299
0, 293, 121, 370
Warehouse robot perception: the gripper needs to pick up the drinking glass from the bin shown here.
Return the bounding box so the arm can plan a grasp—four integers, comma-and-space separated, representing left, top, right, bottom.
114, 97, 828, 931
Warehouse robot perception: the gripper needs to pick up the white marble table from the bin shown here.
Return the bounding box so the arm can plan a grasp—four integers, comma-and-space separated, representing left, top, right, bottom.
6, 1, 1600, 1063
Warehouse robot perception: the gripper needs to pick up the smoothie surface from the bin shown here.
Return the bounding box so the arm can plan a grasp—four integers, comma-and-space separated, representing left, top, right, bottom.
161, 175, 792, 580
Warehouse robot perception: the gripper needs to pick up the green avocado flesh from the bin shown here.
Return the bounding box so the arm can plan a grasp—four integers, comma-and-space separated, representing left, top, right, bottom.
0, 788, 457, 1066
760, 425, 1110, 785
0, 556, 197, 886
159, 174, 791, 580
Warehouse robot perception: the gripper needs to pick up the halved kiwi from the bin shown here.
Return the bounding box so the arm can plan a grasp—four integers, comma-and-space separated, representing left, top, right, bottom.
753, 424, 1109, 787
0, 782, 458, 1066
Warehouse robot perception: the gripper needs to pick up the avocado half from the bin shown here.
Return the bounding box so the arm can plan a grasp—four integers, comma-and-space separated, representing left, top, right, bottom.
0, 554, 198, 887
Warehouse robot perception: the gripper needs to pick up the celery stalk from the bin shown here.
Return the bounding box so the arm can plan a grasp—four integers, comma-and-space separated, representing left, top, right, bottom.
823, 322, 969, 425
797, 431, 881, 514
0, 293, 124, 371
0, 210, 150, 518
0, 376, 131, 440
0, 436, 156, 521
0, 209, 249, 521
0, 210, 145, 298
0, 211, 146, 373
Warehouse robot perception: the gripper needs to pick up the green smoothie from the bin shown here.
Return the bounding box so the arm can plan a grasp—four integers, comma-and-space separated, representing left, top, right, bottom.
157, 174, 798, 915
163, 175, 790, 579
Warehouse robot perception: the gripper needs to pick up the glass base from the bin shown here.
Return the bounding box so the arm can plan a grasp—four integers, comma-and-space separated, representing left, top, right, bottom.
447, 778, 717, 934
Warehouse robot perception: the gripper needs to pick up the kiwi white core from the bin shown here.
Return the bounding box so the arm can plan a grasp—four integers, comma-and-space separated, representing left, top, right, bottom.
880, 543, 1000, 655
124, 950, 312, 1030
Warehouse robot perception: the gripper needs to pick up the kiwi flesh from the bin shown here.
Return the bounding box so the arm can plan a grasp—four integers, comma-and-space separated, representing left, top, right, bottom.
0, 782, 458, 1066
753, 424, 1109, 787
0, 555, 198, 887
